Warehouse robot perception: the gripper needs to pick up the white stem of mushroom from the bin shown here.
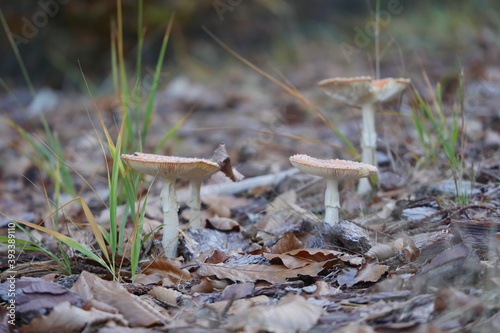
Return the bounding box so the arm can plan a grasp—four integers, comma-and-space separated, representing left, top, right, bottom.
160, 178, 179, 257
359, 103, 377, 195
187, 179, 203, 228
324, 178, 340, 226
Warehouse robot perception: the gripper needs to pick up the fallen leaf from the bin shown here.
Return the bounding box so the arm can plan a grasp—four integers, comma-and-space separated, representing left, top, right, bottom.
204, 249, 230, 264
72, 271, 168, 327
285, 248, 344, 261
148, 287, 185, 307
189, 277, 214, 294
219, 282, 255, 301
365, 243, 397, 261
269, 232, 304, 254
141, 257, 191, 285
196, 261, 327, 283
351, 263, 389, 286
262, 253, 314, 269
205, 217, 241, 231
211, 143, 244, 182
207, 295, 271, 315
223, 294, 322, 333
310, 280, 340, 297
19, 301, 127, 333
0, 277, 82, 319
337, 267, 358, 287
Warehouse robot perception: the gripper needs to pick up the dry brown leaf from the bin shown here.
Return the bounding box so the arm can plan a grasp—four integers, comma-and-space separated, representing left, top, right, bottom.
264, 248, 347, 269
196, 261, 327, 283
262, 253, 313, 269
204, 249, 230, 264
205, 216, 241, 231
351, 263, 389, 286
211, 143, 244, 182
19, 301, 127, 333
340, 254, 365, 266
72, 271, 168, 327
133, 273, 163, 285
189, 277, 214, 294
310, 280, 340, 298
398, 236, 420, 262
0, 277, 82, 316
207, 295, 271, 315
148, 287, 184, 307
223, 294, 322, 333
284, 248, 343, 262
141, 257, 191, 285
365, 243, 398, 261
219, 282, 255, 301
270, 232, 304, 254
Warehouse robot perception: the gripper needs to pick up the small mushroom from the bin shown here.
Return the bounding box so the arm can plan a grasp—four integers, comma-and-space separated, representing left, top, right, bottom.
121, 152, 220, 257
289, 154, 378, 226
318, 76, 410, 194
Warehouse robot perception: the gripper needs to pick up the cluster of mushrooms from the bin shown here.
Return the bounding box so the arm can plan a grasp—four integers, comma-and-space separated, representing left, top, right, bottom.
122, 76, 410, 257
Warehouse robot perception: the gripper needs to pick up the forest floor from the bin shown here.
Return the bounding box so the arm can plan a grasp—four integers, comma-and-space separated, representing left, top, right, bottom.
0, 22, 500, 333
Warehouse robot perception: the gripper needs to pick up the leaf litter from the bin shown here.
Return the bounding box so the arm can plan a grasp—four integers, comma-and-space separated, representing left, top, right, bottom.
1, 24, 500, 333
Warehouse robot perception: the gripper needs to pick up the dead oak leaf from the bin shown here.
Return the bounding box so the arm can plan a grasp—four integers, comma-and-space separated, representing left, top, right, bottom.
223, 294, 323, 333
284, 248, 344, 262
211, 143, 244, 182
205, 216, 241, 231
262, 253, 314, 269
140, 257, 191, 285
263, 248, 348, 269
72, 271, 168, 328
351, 263, 389, 287
19, 301, 127, 333
196, 261, 327, 283
269, 232, 304, 254
0, 277, 82, 317
148, 287, 185, 307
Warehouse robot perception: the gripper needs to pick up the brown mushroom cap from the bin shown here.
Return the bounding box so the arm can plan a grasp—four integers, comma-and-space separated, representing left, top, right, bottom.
289, 154, 378, 180
121, 152, 220, 179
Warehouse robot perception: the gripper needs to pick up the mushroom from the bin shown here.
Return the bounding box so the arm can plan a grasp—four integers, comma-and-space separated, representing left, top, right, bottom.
289, 154, 378, 226
317, 76, 410, 194
121, 152, 220, 257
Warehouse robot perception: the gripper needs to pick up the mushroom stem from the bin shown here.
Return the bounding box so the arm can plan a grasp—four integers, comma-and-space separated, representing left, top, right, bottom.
324, 178, 340, 226
361, 103, 377, 166
359, 103, 377, 195
187, 179, 203, 228
160, 178, 179, 257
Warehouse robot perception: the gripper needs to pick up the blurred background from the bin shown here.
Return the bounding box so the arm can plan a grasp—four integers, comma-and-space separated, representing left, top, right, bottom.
1, 0, 499, 91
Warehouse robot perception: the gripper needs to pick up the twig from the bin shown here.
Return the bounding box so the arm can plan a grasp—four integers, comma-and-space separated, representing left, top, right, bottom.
177, 168, 299, 202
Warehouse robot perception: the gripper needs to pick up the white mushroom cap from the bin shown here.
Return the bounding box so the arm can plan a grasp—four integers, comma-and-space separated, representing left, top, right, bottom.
121, 152, 220, 179
317, 76, 411, 106
289, 154, 378, 180
372, 78, 411, 103
318, 76, 374, 106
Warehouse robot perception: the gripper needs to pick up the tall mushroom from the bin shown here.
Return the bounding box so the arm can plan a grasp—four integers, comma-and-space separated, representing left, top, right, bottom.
289, 154, 377, 226
318, 76, 410, 194
121, 152, 220, 257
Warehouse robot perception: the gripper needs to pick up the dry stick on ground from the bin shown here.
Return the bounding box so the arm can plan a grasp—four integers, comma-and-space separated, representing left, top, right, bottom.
177, 168, 299, 201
